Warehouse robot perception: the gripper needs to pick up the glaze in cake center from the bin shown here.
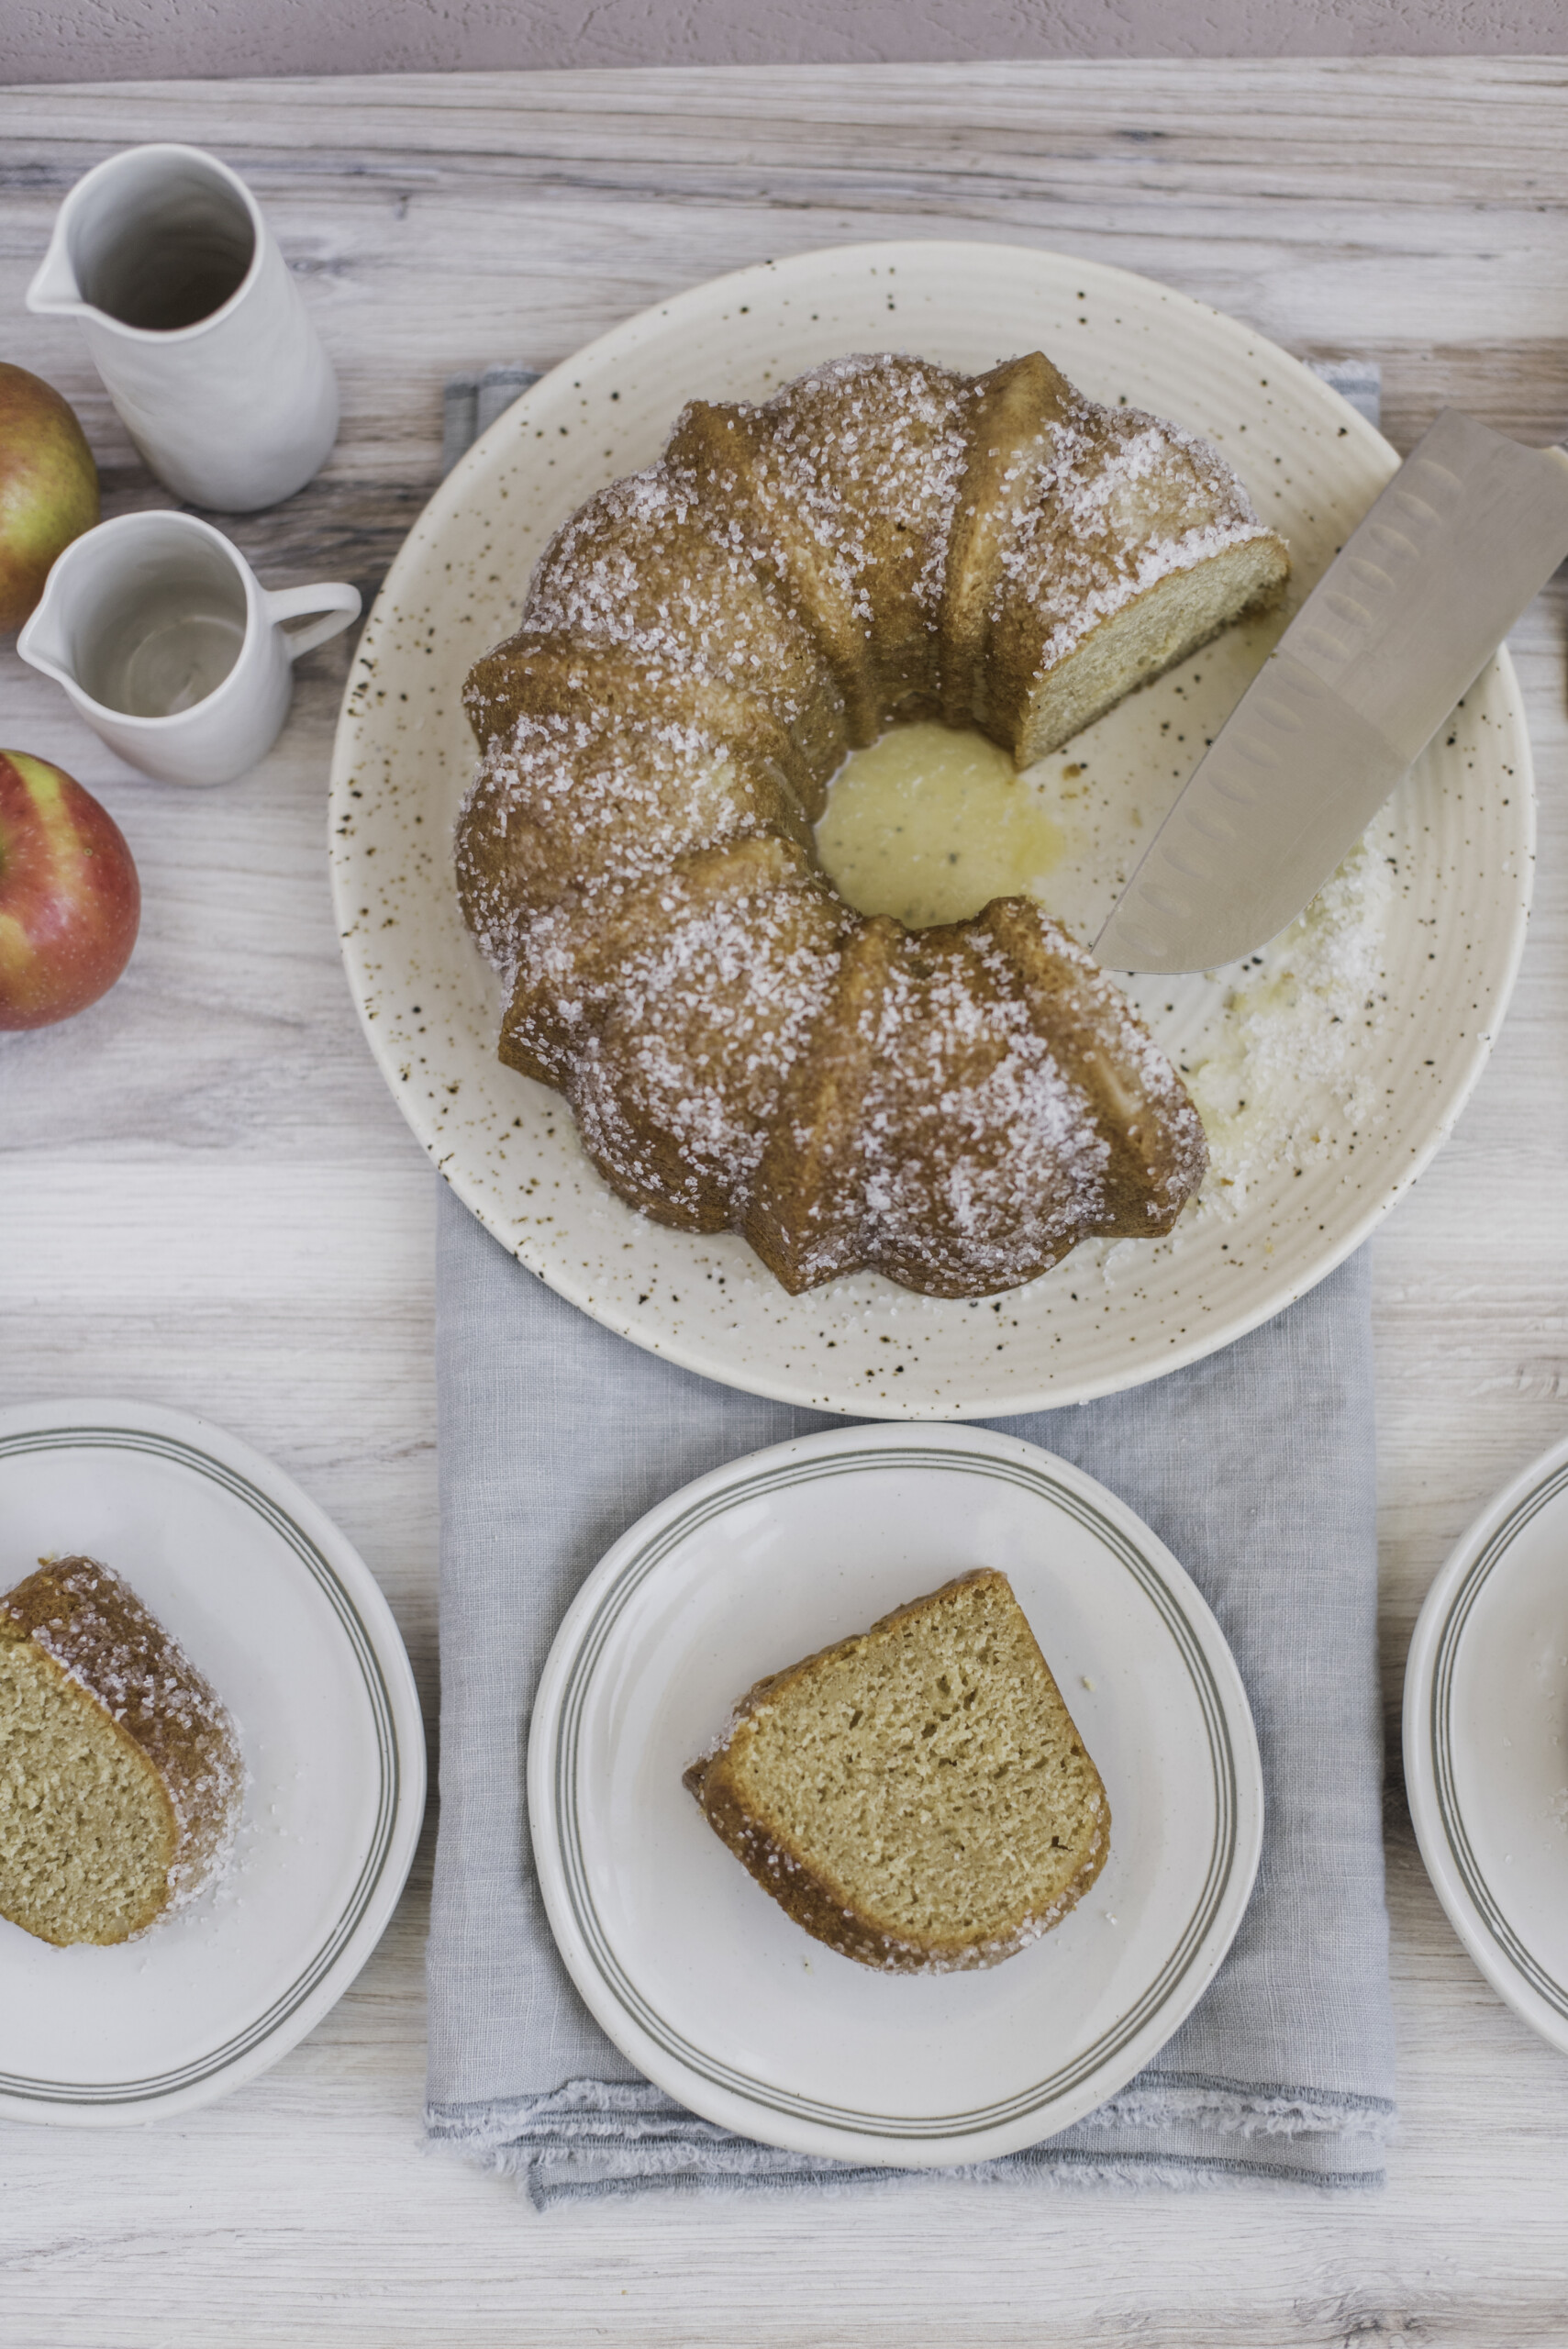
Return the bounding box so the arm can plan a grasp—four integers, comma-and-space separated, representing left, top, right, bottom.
815, 721, 1066, 931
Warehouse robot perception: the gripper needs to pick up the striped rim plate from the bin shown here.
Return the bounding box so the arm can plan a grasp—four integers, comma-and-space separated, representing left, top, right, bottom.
0, 1399, 425, 2125
528, 1423, 1262, 2168
1404, 1434, 1568, 2054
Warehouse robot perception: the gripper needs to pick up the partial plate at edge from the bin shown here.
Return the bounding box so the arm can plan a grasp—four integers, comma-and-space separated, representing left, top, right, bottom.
1404, 1434, 1568, 2054
0, 1399, 425, 2125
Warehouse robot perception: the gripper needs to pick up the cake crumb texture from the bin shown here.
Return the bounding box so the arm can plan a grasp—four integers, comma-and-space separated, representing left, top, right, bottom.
684, 1567, 1109, 1972
0, 1556, 243, 1948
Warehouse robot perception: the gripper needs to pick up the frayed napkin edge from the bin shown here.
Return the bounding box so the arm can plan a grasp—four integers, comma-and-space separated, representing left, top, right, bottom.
424, 2073, 1394, 2207
424, 2131, 1388, 2211
428, 2071, 1395, 2149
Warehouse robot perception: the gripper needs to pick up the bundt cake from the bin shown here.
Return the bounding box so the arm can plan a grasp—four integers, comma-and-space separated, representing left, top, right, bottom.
456, 350, 1289, 1298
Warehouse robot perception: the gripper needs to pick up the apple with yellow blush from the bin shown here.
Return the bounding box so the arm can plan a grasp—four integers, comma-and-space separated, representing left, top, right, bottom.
0, 364, 99, 634
0, 751, 139, 1029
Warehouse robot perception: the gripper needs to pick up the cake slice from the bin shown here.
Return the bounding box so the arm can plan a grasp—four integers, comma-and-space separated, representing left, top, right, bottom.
684, 1568, 1108, 1972
0, 1556, 242, 1947
465, 632, 817, 813
669, 395, 886, 748
940, 350, 1083, 728
456, 686, 813, 960
982, 389, 1290, 765
837, 919, 1117, 1298
743, 915, 897, 1293
743, 354, 980, 722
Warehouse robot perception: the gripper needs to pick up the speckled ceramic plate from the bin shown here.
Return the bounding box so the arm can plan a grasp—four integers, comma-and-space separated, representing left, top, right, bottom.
528, 1423, 1262, 2167
329, 240, 1532, 1416
0, 1399, 424, 2125
1404, 1435, 1568, 2056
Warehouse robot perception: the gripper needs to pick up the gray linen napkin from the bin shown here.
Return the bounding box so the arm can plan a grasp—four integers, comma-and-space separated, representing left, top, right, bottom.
424, 353, 1396, 2205
426, 1194, 1396, 2203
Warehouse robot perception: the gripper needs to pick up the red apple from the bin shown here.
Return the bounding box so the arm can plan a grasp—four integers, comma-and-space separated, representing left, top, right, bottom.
0, 751, 139, 1030
0, 364, 100, 635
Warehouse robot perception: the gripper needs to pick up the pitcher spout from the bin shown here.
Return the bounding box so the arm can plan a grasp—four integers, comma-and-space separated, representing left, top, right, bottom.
16, 570, 78, 688
27, 215, 85, 317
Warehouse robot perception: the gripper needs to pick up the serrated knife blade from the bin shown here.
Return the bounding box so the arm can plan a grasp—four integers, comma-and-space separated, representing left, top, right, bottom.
1095, 408, 1568, 974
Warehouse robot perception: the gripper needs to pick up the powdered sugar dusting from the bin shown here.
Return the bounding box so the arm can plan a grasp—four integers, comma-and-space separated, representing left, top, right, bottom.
1185, 827, 1397, 1216
523, 459, 847, 775
453, 348, 1279, 1298
12, 1555, 244, 1924
457, 704, 809, 980
850, 927, 1111, 1292
558, 851, 844, 1223
732, 353, 979, 703
995, 395, 1274, 674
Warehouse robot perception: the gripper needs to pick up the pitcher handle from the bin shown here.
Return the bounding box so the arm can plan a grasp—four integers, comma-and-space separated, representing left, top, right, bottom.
265, 582, 361, 660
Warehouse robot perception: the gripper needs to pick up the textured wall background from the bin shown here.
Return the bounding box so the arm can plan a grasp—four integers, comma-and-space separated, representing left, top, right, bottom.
6, 0, 1568, 84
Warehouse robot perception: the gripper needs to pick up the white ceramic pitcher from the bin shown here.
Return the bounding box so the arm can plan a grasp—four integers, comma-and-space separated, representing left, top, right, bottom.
17, 510, 360, 786
27, 144, 339, 513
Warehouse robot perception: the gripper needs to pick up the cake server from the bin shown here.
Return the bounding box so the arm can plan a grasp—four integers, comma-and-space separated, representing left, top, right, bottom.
1095, 407, 1568, 974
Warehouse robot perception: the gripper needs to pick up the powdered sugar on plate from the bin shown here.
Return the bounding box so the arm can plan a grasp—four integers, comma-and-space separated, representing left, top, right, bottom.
1084, 824, 1396, 1292
1185, 818, 1397, 1216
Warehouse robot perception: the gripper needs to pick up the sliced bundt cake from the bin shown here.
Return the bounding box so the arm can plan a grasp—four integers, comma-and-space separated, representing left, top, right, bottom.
456, 348, 1288, 1297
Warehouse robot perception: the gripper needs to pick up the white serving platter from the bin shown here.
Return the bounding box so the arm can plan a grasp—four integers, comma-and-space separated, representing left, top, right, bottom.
528, 1423, 1262, 2168
1404, 1435, 1568, 2055
329, 239, 1532, 1417
0, 1399, 425, 2125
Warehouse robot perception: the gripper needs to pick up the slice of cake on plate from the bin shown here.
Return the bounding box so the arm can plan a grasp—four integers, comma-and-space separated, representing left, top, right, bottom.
0, 1555, 242, 1947
684, 1567, 1108, 1972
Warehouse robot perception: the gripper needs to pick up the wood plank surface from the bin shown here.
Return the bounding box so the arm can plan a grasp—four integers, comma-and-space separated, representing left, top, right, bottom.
2, 59, 1566, 2346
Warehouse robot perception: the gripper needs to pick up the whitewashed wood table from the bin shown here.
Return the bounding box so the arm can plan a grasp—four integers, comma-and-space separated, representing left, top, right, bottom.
3, 59, 1566, 2346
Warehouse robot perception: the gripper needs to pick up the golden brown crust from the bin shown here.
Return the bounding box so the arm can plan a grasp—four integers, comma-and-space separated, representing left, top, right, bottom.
940, 351, 1081, 734
1, 1556, 242, 1935
980, 897, 1208, 1234
684, 1750, 941, 1973
741, 917, 895, 1292
685, 1571, 1110, 1973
